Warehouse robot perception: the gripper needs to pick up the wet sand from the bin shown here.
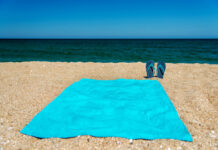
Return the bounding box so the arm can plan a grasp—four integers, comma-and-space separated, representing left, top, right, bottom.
0, 62, 217, 150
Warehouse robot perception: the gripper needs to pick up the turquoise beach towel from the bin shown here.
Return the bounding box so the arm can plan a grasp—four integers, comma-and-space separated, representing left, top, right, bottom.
21, 79, 192, 141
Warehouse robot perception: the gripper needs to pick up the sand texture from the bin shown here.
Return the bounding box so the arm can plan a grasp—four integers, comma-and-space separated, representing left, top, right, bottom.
0, 62, 217, 150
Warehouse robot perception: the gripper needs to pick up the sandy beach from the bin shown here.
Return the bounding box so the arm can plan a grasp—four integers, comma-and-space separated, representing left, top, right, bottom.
0, 62, 217, 150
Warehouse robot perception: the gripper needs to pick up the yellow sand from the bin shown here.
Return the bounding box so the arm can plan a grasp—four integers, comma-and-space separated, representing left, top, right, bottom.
0, 62, 217, 150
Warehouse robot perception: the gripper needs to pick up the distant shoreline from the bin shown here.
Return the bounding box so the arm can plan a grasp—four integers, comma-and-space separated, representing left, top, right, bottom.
1, 61, 218, 65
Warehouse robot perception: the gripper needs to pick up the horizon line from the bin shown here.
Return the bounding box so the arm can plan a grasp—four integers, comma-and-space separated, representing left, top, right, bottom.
0, 38, 218, 40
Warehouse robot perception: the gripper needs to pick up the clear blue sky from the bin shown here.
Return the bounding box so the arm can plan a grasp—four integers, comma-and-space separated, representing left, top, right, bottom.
0, 0, 218, 38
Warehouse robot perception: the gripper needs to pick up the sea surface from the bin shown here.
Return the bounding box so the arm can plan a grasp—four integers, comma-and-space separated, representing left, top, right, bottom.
0, 39, 218, 64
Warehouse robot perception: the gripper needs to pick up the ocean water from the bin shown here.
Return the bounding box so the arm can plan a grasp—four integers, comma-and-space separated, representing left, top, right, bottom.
0, 39, 218, 64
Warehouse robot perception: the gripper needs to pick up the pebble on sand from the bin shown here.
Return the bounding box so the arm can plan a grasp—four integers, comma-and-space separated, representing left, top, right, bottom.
129, 139, 133, 144
209, 130, 216, 138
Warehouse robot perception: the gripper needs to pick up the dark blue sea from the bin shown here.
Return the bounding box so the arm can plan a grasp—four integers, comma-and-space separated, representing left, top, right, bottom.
0, 39, 218, 64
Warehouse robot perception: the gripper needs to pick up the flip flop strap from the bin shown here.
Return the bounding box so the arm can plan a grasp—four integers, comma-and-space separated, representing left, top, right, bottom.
158, 65, 165, 74
146, 63, 154, 72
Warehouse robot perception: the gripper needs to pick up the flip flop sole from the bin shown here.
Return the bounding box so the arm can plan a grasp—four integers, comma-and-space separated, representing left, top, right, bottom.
146, 60, 154, 78
157, 62, 166, 78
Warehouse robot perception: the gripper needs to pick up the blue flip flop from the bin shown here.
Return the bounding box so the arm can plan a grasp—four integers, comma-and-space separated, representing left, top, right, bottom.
157, 61, 166, 78
146, 60, 155, 78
